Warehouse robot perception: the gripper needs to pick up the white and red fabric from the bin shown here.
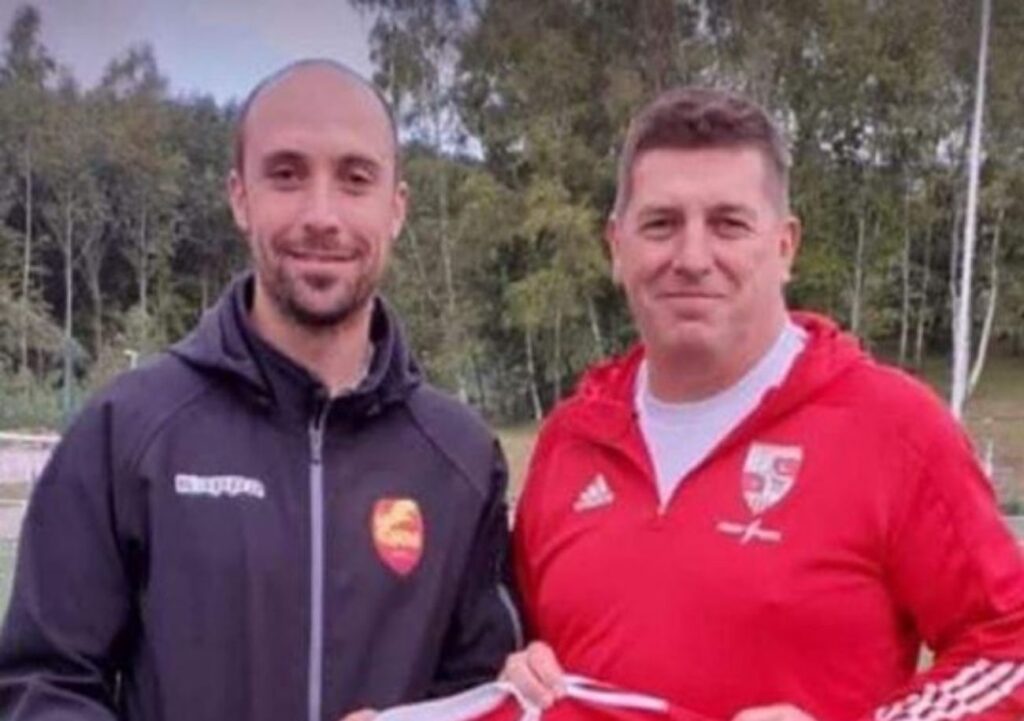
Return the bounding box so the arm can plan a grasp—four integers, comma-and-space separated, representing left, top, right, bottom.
378, 675, 714, 721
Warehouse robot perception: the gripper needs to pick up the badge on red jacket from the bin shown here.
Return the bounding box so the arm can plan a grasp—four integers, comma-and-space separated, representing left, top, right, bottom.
371, 498, 425, 575
741, 442, 803, 515
717, 442, 803, 544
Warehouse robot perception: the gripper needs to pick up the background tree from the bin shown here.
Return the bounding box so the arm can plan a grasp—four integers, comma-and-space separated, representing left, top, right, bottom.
0, 0, 1020, 441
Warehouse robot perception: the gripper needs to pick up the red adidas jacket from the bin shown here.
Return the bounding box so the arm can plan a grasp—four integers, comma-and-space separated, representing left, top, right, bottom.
514, 313, 1024, 721
376, 676, 714, 721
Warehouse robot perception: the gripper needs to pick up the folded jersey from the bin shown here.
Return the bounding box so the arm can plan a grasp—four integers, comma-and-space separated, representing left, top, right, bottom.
377, 675, 717, 721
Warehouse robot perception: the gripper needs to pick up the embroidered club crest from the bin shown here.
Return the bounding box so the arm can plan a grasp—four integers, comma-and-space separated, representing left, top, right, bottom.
741, 442, 802, 516
741, 442, 803, 515
717, 442, 803, 544
371, 498, 424, 576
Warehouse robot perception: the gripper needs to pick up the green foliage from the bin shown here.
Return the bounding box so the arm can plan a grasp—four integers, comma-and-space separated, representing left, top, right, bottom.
0, 365, 59, 430
0, 1, 1021, 430
0, 8, 242, 428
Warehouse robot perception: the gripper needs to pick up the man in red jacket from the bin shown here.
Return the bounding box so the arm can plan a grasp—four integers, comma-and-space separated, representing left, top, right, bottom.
503, 87, 1024, 721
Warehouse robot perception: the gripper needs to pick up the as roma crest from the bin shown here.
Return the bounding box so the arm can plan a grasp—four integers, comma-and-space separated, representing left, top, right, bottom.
371, 498, 425, 576
741, 442, 803, 516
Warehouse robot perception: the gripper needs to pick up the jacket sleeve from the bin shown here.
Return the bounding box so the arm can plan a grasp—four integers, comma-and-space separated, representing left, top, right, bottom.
867, 410, 1024, 721
0, 402, 134, 720
430, 441, 523, 697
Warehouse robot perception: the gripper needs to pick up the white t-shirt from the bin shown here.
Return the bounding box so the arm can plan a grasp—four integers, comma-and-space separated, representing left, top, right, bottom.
635, 321, 807, 507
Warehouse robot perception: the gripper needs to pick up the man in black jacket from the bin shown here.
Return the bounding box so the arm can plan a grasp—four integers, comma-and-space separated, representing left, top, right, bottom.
0, 59, 521, 721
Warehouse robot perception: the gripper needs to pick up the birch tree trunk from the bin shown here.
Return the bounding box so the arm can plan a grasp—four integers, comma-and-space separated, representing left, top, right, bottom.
914, 226, 932, 369
969, 209, 1002, 394
138, 203, 149, 318
62, 198, 75, 420
898, 183, 912, 366
552, 307, 563, 402
524, 328, 543, 422
850, 213, 867, 336
948, 201, 963, 341
87, 261, 103, 354
586, 296, 606, 358
19, 145, 34, 373
81, 225, 107, 354
438, 161, 468, 403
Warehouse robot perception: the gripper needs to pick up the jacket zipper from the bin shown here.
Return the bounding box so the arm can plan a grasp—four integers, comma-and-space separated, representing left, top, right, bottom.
307, 399, 331, 721
497, 582, 525, 649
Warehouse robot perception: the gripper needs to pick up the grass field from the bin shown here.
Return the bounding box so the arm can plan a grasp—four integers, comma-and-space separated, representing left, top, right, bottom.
0, 483, 30, 502
0, 355, 1018, 623
0, 540, 15, 618
920, 355, 1024, 504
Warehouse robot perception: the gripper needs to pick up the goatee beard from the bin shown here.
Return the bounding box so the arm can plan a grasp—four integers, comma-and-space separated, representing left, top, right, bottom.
266, 269, 375, 331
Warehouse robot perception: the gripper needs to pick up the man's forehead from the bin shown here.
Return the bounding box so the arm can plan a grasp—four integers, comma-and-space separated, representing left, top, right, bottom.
243, 64, 394, 151
633, 145, 768, 175
629, 146, 777, 207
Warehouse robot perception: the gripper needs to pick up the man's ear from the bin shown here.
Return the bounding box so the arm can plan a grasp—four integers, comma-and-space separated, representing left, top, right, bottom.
390, 180, 409, 241
227, 169, 249, 234
606, 215, 623, 285
779, 214, 801, 283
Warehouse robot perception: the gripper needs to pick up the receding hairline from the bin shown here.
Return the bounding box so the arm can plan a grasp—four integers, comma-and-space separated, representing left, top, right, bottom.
232, 58, 400, 176
612, 86, 791, 217
623, 143, 789, 216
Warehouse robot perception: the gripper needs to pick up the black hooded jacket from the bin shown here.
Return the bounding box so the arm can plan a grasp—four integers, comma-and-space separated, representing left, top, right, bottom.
0, 276, 522, 721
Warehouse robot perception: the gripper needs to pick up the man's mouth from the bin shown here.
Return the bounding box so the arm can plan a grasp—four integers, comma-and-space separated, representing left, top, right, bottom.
283, 248, 361, 263
657, 290, 722, 300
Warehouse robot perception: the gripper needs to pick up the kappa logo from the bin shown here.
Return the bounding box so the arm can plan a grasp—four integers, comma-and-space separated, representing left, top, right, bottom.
573, 473, 615, 512
174, 473, 266, 500
717, 442, 803, 544
371, 498, 425, 576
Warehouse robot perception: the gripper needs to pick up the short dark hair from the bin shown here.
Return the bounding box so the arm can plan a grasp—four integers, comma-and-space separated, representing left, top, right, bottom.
613, 86, 790, 215
232, 58, 401, 178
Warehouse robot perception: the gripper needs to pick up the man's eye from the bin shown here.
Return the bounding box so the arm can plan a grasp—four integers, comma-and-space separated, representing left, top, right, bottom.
343, 168, 375, 189
714, 217, 749, 235
269, 167, 299, 183
641, 218, 674, 237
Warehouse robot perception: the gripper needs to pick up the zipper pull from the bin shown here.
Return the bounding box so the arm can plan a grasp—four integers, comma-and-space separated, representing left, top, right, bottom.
309, 391, 331, 466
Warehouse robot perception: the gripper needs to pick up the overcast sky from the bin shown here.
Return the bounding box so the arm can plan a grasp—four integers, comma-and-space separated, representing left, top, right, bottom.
0, 0, 377, 103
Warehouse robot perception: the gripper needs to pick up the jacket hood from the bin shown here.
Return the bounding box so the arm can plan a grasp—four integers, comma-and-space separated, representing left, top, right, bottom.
168, 274, 422, 414
559, 311, 866, 443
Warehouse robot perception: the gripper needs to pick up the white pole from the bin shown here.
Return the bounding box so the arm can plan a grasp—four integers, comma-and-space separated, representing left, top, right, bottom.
951, 0, 992, 419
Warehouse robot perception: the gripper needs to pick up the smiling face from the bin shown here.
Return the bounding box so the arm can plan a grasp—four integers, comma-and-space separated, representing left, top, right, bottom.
228, 64, 406, 330
608, 145, 799, 369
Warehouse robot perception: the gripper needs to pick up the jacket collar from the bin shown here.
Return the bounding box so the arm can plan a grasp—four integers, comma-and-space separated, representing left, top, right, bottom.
169, 273, 422, 423
555, 312, 864, 449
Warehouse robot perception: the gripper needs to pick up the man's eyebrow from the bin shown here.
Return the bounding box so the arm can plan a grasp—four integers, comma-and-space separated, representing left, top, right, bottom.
636, 205, 681, 218
337, 153, 384, 171
709, 202, 757, 219
257, 149, 388, 175
260, 150, 305, 170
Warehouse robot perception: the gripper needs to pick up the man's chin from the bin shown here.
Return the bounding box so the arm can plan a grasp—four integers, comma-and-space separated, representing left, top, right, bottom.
270, 280, 372, 329
285, 296, 370, 329
647, 322, 723, 357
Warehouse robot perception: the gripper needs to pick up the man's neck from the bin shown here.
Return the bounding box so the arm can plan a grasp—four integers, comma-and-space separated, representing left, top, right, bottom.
250, 288, 373, 396
646, 314, 788, 403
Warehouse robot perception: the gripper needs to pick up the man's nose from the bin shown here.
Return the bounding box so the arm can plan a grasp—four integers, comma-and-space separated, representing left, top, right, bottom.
669, 225, 713, 278
301, 177, 341, 236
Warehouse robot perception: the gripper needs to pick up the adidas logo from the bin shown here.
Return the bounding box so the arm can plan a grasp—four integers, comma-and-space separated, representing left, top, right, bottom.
573, 473, 615, 512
